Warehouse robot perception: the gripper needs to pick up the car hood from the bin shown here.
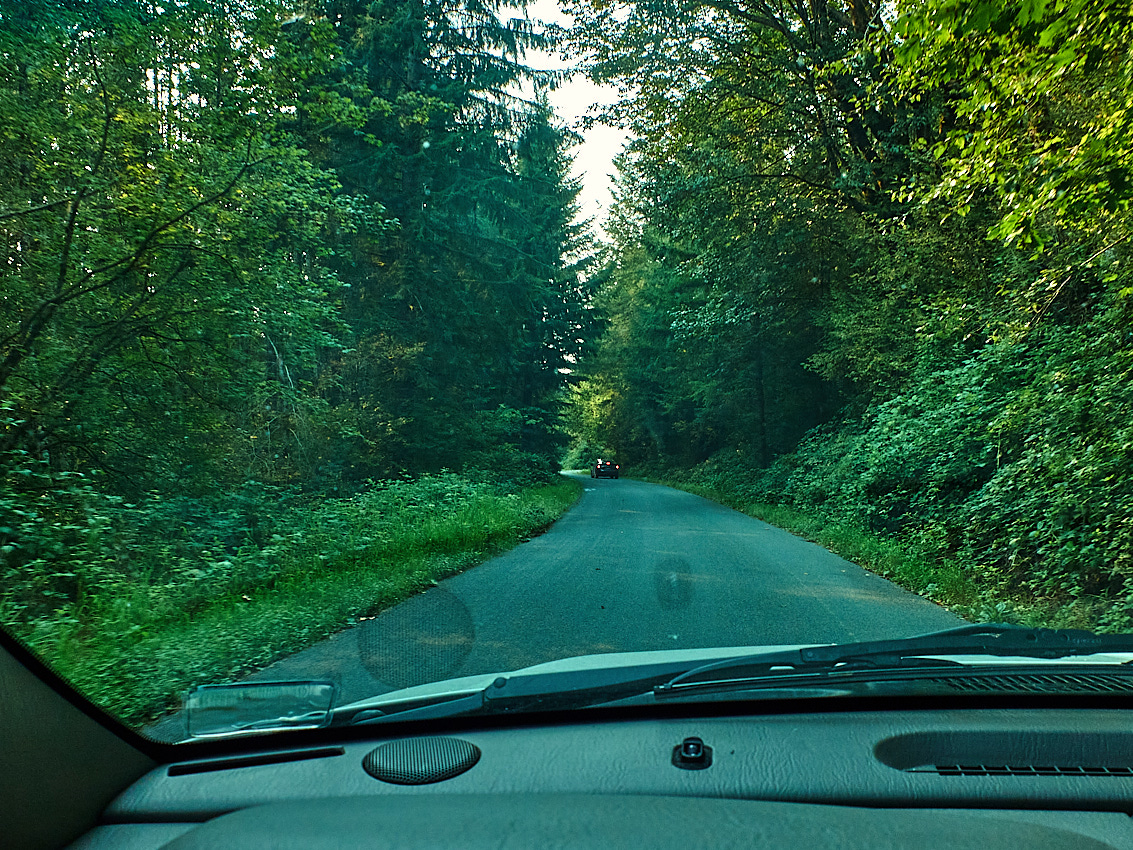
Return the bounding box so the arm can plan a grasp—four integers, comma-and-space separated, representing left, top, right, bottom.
335, 643, 1133, 715
337, 645, 781, 713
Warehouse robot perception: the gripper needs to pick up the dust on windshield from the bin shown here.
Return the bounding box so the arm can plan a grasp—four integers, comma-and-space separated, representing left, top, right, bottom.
2, 0, 1131, 734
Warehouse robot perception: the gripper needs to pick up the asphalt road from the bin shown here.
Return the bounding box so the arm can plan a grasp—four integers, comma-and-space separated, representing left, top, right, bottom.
245, 474, 965, 705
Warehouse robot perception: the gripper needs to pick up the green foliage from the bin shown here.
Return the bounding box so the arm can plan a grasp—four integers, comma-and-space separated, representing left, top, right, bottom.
292, 3, 591, 482
2, 470, 580, 725
561, 0, 960, 468
1, 0, 586, 494
566, 0, 1133, 633
890, 0, 1133, 249
0, 0, 352, 494
657, 298, 1133, 629
0, 0, 592, 726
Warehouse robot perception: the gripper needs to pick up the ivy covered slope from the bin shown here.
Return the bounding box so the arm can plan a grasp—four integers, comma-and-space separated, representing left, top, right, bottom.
0, 0, 590, 714
565, 0, 1133, 627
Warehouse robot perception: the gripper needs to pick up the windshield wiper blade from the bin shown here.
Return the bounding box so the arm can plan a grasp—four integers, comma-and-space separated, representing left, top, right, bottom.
655, 624, 1133, 698
346, 670, 683, 725
340, 625, 1133, 723
343, 658, 715, 725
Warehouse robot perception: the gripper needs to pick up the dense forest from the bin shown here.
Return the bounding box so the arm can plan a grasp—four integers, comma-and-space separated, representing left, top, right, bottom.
4, 0, 1133, 719
1, 0, 589, 493
0, 0, 589, 708
564, 0, 1133, 627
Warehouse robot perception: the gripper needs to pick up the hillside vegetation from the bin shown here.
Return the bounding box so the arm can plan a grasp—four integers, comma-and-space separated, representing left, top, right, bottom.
0, 0, 588, 717
565, 0, 1133, 628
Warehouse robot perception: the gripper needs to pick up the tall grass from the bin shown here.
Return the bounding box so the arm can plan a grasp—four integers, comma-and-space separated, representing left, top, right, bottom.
3, 474, 580, 726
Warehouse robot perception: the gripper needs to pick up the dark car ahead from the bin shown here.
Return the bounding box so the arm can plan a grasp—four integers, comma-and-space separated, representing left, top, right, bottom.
592, 459, 620, 479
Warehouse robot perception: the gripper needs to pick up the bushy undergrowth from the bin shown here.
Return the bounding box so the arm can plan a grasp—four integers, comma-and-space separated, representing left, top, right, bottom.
650, 319, 1133, 632
0, 464, 580, 725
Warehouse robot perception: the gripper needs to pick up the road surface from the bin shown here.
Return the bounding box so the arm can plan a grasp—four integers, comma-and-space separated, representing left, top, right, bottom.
245, 474, 964, 703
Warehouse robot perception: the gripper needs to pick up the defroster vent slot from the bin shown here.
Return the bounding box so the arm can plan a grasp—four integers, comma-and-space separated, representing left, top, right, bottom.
168, 746, 346, 776
910, 764, 1133, 777
875, 730, 1133, 777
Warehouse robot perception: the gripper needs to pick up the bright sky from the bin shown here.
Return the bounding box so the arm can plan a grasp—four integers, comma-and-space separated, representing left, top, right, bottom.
518, 0, 629, 231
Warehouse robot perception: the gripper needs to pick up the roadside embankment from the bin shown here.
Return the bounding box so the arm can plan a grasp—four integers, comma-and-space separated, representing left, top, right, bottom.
7, 474, 581, 727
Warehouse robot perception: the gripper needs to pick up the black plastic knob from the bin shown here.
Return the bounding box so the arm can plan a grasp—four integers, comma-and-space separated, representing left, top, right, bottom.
672, 736, 712, 770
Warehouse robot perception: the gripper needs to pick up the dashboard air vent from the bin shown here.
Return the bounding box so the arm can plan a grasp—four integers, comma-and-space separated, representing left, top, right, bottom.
910, 764, 1133, 777
168, 747, 345, 776
875, 728, 1133, 776
930, 672, 1133, 694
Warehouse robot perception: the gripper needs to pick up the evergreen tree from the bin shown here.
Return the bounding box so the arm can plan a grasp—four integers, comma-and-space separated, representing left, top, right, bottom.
291, 0, 584, 479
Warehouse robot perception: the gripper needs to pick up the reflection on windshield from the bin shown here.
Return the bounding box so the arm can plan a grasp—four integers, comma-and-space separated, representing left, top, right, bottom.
2, 0, 1131, 736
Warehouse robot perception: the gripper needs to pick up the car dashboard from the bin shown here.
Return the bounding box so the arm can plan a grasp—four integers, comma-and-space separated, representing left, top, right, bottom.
69, 705, 1133, 849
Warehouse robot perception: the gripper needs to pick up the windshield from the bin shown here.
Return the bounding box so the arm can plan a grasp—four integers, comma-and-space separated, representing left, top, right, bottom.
2, 0, 1131, 743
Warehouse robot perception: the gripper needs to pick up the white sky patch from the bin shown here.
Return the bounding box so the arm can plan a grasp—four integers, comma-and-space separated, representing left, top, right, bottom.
512, 0, 630, 232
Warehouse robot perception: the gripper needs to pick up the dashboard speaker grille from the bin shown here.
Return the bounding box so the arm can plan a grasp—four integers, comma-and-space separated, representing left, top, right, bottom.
362, 737, 481, 785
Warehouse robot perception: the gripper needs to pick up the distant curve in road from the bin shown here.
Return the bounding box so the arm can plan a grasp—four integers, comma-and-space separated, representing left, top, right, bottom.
248, 475, 965, 704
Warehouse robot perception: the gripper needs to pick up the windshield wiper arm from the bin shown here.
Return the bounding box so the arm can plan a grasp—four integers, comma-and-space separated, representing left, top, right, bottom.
341, 625, 1133, 723
344, 658, 714, 725
346, 669, 681, 725
347, 691, 488, 726
655, 624, 1133, 698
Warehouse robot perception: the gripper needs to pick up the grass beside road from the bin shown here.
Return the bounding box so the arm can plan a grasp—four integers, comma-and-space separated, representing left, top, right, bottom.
19, 476, 581, 727
648, 473, 1110, 631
